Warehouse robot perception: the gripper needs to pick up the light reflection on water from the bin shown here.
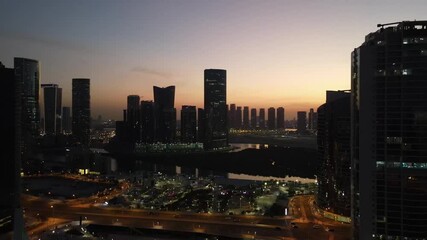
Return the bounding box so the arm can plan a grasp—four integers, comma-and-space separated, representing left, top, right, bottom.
227, 173, 316, 184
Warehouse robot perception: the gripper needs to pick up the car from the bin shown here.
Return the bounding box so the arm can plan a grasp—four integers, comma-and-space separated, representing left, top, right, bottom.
292, 225, 298, 229
275, 227, 282, 230
290, 222, 296, 225
325, 227, 334, 232
313, 224, 321, 229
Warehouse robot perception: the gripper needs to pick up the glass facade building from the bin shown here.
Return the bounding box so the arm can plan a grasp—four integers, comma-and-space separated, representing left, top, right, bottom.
351, 21, 427, 240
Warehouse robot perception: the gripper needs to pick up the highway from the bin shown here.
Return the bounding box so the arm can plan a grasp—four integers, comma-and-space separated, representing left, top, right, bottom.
23, 188, 351, 240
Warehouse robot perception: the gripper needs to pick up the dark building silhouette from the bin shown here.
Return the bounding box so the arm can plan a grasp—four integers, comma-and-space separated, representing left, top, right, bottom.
127, 95, 140, 143
0, 62, 19, 235
297, 111, 307, 133
312, 112, 318, 130
181, 106, 197, 143
250, 108, 257, 129
259, 108, 266, 129
352, 21, 427, 240
317, 90, 351, 217
72, 78, 90, 147
267, 107, 275, 130
229, 104, 236, 129
14, 57, 40, 157
204, 69, 228, 149
308, 108, 314, 130
197, 108, 205, 142
41, 84, 62, 135
140, 101, 155, 143
276, 107, 285, 129
243, 106, 249, 129
154, 86, 176, 143
236, 106, 242, 129
62, 107, 71, 134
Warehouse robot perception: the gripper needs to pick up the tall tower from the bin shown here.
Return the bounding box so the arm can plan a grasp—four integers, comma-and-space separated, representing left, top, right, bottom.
14, 57, 40, 156
204, 69, 227, 150
72, 78, 90, 147
351, 21, 427, 240
250, 108, 257, 129
297, 111, 307, 133
153, 86, 176, 143
62, 106, 71, 134
236, 106, 242, 129
259, 108, 266, 129
267, 107, 275, 130
127, 95, 140, 143
181, 105, 197, 143
41, 84, 62, 135
140, 101, 155, 143
308, 108, 314, 130
277, 107, 285, 129
229, 104, 236, 129
243, 106, 249, 129
317, 90, 351, 218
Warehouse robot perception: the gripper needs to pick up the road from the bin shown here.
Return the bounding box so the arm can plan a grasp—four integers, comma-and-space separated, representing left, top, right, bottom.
23, 189, 351, 240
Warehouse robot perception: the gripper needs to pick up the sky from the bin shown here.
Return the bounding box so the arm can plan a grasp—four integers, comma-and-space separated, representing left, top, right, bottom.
1, 0, 426, 120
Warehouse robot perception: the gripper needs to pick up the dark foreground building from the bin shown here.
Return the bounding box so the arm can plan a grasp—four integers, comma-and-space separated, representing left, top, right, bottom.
204, 69, 228, 149
154, 86, 176, 143
72, 78, 91, 147
181, 106, 197, 143
317, 90, 351, 217
351, 21, 427, 240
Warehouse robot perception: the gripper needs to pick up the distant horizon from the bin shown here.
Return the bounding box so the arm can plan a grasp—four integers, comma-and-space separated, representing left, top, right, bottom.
2, 0, 426, 120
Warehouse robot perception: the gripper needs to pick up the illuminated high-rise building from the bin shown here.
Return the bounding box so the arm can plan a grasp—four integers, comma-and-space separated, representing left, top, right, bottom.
181, 105, 197, 143
317, 90, 351, 217
351, 21, 427, 240
41, 84, 62, 135
72, 78, 90, 147
14, 57, 40, 154
204, 69, 228, 149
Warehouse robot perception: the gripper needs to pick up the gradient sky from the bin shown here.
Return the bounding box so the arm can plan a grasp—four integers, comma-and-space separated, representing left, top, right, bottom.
1, 0, 426, 120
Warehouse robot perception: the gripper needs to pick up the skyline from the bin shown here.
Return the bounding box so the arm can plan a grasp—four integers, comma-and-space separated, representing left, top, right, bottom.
1, 0, 427, 119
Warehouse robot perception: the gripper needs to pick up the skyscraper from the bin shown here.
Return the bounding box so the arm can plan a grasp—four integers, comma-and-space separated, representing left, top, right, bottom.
41, 84, 62, 135
259, 108, 266, 129
229, 104, 236, 129
0, 62, 19, 235
267, 107, 275, 130
297, 111, 307, 133
236, 106, 242, 129
14, 57, 40, 154
351, 21, 427, 240
140, 101, 155, 143
308, 108, 314, 130
154, 86, 176, 143
317, 90, 351, 217
181, 106, 197, 143
250, 108, 257, 129
197, 108, 205, 142
127, 95, 140, 143
72, 78, 90, 147
204, 69, 228, 149
62, 107, 71, 134
243, 106, 249, 129
277, 107, 285, 129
